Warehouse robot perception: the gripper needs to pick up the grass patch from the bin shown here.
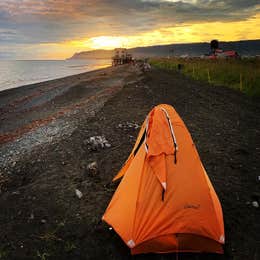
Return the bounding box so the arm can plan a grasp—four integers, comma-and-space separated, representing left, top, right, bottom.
64, 241, 77, 253
36, 251, 50, 260
150, 57, 260, 96
0, 247, 9, 260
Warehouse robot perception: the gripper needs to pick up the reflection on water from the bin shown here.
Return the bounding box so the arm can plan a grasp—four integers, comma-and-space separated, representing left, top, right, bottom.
0, 59, 111, 92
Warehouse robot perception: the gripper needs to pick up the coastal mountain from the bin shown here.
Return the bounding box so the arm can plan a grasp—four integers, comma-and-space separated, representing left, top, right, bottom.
68, 40, 260, 60
69, 50, 113, 59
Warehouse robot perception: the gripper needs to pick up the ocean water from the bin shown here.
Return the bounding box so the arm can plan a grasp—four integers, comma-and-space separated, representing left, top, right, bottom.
0, 59, 111, 92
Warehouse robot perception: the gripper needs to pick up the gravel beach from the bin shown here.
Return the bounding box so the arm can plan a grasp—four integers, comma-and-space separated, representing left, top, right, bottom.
0, 64, 259, 259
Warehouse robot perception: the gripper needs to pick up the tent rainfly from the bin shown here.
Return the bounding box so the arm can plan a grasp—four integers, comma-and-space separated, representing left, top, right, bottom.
103, 104, 225, 255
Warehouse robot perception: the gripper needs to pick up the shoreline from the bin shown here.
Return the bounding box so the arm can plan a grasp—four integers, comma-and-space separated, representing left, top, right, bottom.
0, 59, 111, 93
0, 66, 112, 98
0, 64, 142, 167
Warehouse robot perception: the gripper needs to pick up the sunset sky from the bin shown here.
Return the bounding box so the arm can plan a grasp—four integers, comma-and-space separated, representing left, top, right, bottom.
0, 0, 259, 60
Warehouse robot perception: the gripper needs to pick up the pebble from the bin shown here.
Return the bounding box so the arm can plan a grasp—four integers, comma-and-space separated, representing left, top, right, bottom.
75, 189, 83, 199
252, 201, 259, 208
29, 213, 34, 220
85, 135, 111, 150
87, 161, 97, 170
87, 161, 98, 175
12, 191, 20, 195
118, 122, 139, 129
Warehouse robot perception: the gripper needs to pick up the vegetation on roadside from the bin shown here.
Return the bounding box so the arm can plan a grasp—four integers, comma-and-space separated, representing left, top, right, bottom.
150, 58, 260, 96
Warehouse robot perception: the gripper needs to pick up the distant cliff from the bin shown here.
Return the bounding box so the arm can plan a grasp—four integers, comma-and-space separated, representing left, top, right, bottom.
68, 40, 260, 59
69, 50, 113, 59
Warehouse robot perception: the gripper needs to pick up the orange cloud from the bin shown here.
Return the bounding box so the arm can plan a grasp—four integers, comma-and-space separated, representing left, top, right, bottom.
37, 14, 260, 59
1, 1, 259, 59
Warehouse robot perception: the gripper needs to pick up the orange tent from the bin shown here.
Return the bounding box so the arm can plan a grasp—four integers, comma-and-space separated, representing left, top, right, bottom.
102, 104, 225, 255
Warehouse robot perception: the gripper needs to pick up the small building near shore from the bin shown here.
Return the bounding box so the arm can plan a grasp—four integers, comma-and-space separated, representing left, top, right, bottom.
112, 48, 133, 66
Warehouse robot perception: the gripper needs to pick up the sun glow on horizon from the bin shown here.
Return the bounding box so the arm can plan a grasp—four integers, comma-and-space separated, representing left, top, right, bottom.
88, 36, 127, 49
36, 14, 260, 60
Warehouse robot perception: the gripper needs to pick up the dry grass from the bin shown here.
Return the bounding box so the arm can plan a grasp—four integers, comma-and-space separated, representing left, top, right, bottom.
150, 57, 260, 96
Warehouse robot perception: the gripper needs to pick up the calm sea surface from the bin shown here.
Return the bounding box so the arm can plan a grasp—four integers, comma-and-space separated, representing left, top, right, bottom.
0, 59, 111, 92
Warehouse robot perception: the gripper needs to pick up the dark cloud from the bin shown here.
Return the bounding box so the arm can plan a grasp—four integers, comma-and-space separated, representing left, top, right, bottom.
0, 0, 259, 45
